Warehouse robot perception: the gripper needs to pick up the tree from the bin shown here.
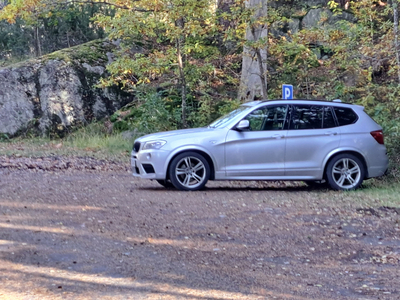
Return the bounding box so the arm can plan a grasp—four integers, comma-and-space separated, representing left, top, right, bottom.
96, 0, 233, 128
240, 0, 269, 101
393, 0, 400, 83
0, 1, 113, 59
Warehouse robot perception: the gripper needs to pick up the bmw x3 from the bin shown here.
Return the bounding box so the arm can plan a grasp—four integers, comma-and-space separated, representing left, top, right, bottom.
131, 100, 388, 191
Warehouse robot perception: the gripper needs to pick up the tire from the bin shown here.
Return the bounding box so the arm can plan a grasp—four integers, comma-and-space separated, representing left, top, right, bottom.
304, 180, 327, 189
156, 180, 174, 188
326, 154, 365, 190
169, 152, 210, 191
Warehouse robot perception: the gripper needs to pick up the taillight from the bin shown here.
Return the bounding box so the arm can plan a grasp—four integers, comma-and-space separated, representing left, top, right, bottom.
370, 130, 384, 145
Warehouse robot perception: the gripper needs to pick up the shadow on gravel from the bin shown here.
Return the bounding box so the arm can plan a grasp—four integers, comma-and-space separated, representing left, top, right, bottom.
0, 172, 399, 299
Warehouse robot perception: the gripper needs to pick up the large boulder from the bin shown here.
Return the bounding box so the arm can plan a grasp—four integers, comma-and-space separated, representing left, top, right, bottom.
0, 68, 35, 136
302, 8, 333, 28
0, 40, 133, 137
302, 8, 356, 29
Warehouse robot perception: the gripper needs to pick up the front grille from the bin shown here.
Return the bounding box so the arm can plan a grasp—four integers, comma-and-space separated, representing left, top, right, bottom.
142, 164, 155, 174
134, 142, 141, 152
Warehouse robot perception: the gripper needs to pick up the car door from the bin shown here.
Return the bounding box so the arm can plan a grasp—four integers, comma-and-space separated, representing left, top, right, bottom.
224, 105, 288, 177
284, 105, 340, 178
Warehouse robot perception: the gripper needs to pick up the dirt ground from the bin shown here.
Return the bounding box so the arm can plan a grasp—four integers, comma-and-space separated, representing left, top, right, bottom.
0, 157, 399, 300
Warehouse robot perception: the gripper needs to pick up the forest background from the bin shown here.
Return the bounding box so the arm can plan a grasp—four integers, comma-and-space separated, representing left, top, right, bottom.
0, 0, 399, 177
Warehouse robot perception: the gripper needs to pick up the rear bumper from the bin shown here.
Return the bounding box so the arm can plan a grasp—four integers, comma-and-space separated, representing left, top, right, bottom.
366, 151, 389, 178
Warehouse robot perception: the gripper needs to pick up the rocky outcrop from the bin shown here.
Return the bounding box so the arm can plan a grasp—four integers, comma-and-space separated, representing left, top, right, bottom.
0, 40, 133, 137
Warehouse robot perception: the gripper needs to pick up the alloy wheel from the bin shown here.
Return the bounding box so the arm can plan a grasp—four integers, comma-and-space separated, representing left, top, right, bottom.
331, 157, 361, 189
169, 151, 210, 191
174, 156, 206, 189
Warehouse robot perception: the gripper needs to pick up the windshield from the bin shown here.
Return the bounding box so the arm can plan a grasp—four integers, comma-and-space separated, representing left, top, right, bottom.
208, 105, 252, 128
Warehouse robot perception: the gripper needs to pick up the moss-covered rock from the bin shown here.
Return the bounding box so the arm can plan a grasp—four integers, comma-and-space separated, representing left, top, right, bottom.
0, 40, 133, 137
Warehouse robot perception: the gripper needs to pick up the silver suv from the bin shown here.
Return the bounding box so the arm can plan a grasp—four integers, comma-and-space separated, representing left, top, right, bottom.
131, 100, 388, 191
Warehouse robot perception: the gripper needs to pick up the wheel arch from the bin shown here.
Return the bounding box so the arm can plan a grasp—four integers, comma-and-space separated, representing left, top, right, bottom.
323, 150, 369, 179
165, 149, 216, 181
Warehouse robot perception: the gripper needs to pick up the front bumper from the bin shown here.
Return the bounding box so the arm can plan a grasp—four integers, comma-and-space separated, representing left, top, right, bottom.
131, 149, 169, 180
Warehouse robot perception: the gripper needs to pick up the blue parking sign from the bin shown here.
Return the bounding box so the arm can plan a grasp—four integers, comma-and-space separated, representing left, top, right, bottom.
282, 84, 293, 100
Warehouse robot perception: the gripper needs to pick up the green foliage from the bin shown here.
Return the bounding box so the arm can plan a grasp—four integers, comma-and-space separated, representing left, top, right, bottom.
358, 85, 400, 155
327, 0, 342, 14
96, 0, 246, 127
0, 3, 114, 61
0, 133, 10, 141
111, 90, 179, 135
110, 86, 241, 135
0, 18, 32, 60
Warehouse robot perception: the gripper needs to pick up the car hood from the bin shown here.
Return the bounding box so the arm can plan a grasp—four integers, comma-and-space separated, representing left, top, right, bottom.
137, 127, 220, 143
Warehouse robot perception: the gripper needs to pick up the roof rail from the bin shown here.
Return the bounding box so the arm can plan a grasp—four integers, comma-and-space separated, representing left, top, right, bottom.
332, 99, 342, 103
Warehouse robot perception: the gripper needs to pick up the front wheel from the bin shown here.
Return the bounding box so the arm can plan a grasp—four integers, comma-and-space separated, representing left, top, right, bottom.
156, 180, 174, 188
169, 152, 210, 191
326, 154, 365, 190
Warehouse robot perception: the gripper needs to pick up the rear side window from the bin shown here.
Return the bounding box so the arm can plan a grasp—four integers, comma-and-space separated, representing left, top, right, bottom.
290, 105, 323, 130
289, 105, 339, 129
334, 107, 358, 126
323, 107, 336, 128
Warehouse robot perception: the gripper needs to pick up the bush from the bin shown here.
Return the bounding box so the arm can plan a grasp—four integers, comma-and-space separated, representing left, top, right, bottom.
110, 87, 241, 135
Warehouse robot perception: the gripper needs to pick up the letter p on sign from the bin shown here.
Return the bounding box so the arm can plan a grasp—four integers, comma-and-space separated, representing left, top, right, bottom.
282, 84, 293, 100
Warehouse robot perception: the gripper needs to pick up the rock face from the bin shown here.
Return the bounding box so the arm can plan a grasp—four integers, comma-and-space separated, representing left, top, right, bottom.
0, 40, 133, 137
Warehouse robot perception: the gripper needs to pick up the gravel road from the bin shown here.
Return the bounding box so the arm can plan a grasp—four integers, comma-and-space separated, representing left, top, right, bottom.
0, 157, 399, 299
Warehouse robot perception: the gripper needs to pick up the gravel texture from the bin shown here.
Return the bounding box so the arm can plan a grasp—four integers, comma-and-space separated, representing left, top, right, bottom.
0, 157, 399, 299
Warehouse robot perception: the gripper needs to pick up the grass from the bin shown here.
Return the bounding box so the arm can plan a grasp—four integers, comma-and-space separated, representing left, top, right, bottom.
353, 177, 400, 207
63, 122, 135, 160
0, 123, 137, 162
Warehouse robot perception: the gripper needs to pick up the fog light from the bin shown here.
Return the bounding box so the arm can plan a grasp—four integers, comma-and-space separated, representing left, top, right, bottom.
147, 154, 151, 160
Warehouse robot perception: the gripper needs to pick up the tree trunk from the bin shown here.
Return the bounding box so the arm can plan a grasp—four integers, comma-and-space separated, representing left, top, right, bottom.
240, 0, 268, 101
394, 0, 400, 84
35, 25, 42, 57
177, 39, 187, 128
175, 16, 187, 129
252, 27, 268, 99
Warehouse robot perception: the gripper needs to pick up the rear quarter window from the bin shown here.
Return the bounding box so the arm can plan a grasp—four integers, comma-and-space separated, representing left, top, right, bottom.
334, 107, 358, 126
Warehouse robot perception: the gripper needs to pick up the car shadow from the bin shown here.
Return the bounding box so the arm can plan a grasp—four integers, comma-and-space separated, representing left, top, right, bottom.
138, 181, 331, 193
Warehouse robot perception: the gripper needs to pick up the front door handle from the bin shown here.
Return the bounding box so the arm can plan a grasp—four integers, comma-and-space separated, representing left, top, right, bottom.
325, 131, 338, 136
272, 134, 285, 139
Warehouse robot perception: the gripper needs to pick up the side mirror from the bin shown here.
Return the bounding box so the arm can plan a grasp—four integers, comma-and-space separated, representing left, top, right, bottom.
235, 119, 250, 131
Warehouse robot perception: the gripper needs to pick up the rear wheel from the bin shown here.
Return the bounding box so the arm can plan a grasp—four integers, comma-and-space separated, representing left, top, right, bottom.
169, 152, 210, 191
304, 180, 327, 189
326, 154, 365, 190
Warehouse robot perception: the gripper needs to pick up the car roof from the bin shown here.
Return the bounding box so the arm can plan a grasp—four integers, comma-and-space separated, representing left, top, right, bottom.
242, 99, 362, 109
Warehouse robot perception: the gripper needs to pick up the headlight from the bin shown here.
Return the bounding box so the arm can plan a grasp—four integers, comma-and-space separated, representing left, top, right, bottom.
142, 140, 167, 150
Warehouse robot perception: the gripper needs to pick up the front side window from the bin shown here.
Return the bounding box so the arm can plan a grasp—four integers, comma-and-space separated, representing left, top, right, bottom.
245, 105, 288, 131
